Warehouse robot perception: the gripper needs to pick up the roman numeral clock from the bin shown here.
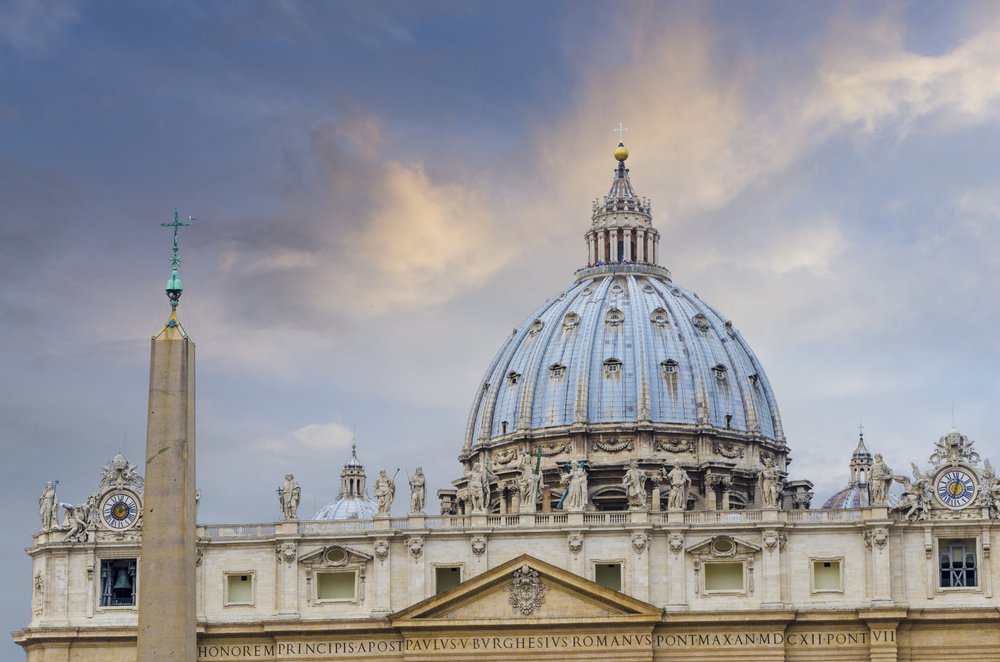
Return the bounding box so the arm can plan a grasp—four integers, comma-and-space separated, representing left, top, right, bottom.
100, 490, 141, 530
935, 467, 978, 509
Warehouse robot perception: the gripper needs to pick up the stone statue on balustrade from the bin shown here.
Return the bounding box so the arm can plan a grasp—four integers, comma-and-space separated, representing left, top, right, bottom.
39, 482, 59, 531
409, 467, 426, 514
666, 460, 691, 511
62, 494, 96, 543
869, 454, 893, 506
759, 457, 783, 509
278, 474, 301, 520
560, 460, 589, 511
517, 451, 542, 513
467, 461, 497, 514
623, 459, 648, 509
373, 469, 396, 516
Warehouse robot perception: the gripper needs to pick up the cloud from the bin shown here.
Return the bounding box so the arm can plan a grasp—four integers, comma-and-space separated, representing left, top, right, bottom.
254, 421, 353, 456
0, 0, 79, 56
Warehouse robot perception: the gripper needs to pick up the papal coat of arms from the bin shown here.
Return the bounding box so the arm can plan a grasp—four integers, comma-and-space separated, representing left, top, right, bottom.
508, 565, 546, 615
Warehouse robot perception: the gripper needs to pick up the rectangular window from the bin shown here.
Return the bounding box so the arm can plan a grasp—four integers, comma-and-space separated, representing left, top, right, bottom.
595, 563, 622, 592
435, 566, 462, 594
940, 539, 977, 588
225, 572, 254, 606
812, 559, 842, 592
316, 571, 356, 601
99, 558, 137, 607
704, 562, 744, 592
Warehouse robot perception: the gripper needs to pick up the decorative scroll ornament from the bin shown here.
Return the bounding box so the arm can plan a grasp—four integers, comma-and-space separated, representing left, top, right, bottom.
929, 428, 981, 467
471, 536, 487, 557
631, 531, 647, 554
712, 441, 744, 459
277, 542, 297, 564
591, 438, 633, 453
669, 534, 684, 555
508, 565, 546, 616
32, 573, 44, 615
492, 447, 518, 465
374, 539, 389, 561
406, 537, 423, 559
99, 453, 144, 492
539, 441, 570, 457
864, 527, 889, 549
762, 530, 786, 552
567, 533, 584, 556
655, 439, 693, 453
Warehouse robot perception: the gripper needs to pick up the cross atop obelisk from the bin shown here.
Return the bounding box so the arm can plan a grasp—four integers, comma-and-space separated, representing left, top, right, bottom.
160, 210, 193, 313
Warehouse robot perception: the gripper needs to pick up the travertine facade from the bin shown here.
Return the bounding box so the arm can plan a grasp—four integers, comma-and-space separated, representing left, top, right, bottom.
14, 145, 1000, 660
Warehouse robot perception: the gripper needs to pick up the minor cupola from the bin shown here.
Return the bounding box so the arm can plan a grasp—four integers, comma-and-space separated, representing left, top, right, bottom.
585, 138, 661, 268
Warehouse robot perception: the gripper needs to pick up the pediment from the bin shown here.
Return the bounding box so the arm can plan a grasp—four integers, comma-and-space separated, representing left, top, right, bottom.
298, 544, 371, 567
686, 534, 760, 557
393, 554, 660, 626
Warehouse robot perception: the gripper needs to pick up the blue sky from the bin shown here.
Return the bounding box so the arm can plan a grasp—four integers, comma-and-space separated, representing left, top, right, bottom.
4, 0, 1000, 649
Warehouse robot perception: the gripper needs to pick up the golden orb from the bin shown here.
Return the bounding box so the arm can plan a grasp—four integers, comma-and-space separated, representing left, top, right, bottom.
614, 143, 629, 162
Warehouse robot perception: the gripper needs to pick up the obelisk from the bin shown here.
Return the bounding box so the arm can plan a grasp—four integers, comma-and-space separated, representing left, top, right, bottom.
137, 211, 196, 661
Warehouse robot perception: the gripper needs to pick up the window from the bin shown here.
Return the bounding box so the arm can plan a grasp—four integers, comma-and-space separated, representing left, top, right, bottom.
225, 572, 254, 606
712, 364, 728, 383
595, 563, 622, 592
940, 539, 977, 588
316, 571, 357, 602
435, 566, 462, 594
549, 363, 566, 379
507, 371, 521, 386
661, 359, 678, 376
650, 308, 669, 326
704, 562, 744, 592
99, 558, 136, 607
605, 308, 624, 327
812, 559, 843, 592
604, 358, 622, 376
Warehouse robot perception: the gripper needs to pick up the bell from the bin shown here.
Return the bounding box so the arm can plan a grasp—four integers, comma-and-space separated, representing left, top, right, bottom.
112, 568, 132, 590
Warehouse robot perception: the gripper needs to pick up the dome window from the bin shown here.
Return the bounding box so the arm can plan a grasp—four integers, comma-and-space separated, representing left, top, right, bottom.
661, 359, 678, 376
713, 364, 728, 382
603, 358, 623, 376
529, 319, 544, 336
692, 314, 710, 333
563, 312, 580, 330
507, 371, 521, 386
549, 363, 566, 379
611, 284, 624, 294
643, 284, 655, 294
650, 307, 669, 326
748, 373, 760, 387
605, 308, 624, 327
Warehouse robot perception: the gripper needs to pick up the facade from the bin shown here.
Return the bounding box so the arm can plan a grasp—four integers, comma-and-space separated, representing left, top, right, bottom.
14, 144, 1000, 661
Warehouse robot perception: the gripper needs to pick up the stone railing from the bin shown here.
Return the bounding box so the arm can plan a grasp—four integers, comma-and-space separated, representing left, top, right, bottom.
199, 508, 882, 539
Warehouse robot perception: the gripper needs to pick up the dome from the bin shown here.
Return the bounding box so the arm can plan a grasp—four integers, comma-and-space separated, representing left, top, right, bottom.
464, 275, 783, 444
313, 496, 376, 521
455, 142, 789, 514
312, 443, 377, 520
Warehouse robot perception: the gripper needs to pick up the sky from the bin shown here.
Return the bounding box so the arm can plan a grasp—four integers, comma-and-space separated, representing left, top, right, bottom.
4, 0, 1000, 650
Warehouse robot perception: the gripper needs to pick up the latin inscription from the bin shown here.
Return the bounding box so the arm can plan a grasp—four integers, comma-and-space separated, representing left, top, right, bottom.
196, 630, 895, 659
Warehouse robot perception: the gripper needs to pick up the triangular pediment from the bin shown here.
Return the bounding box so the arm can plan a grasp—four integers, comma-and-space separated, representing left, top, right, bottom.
392, 554, 660, 626
298, 543, 371, 566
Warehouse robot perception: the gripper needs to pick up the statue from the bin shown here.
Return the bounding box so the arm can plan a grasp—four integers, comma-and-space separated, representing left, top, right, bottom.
517, 451, 541, 513
892, 464, 931, 520
278, 474, 301, 520
39, 482, 58, 531
467, 462, 495, 513
759, 457, 783, 508
622, 459, 648, 509
666, 460, 690, 511
409, 467, 426, 513
373, 469, 395, 516
560, 460, 589, 511
977, 460, 1000, 517
869, 454, 893, 505
62, 496, 95, 543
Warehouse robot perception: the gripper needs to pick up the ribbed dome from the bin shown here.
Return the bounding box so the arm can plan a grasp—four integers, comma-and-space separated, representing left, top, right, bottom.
465, 273, 784, 446
822, 483, 898, 509
313, 496, 376, 521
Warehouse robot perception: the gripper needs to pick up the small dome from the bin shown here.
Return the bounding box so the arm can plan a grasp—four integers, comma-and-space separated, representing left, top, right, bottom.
822, 483, 897, 509
313, 496, 376, 521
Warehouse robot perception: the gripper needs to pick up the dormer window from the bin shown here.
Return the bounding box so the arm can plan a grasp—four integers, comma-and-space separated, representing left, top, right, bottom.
563, 312, 580, 330
692, 314, 710, 333
507, 371, 521, 386
661, 359, 678, 376
549, 363, 566, 379
604, 358, 622, 376
650, 307, 669, 326
748, 373, 760, 387
529, 319, 544, 336
713, 364, 728, 383
605, 308, 624, 327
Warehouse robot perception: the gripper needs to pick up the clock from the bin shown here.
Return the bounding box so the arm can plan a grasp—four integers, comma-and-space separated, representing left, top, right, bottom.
935, 467, 978, 509
100, 491, 140, 530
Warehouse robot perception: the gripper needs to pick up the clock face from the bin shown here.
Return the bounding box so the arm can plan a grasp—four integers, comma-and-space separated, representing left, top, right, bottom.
101, 491, 140, 529
935, 468, 978, 509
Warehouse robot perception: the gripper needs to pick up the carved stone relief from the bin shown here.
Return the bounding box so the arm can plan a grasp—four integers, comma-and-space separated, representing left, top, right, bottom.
864, 527, 889, 550
32, 573, 43, 615
567, 533, 584, 556
655, 439, 693, 453
508, 565, 546, 615
591, 438, 633, 453
276, 542, 297, 564
374, 539, 389, 561
406, 537, 424, 560
470, 536, 487, 557
540, 441, 570, 457
712, 441, 744, 459
492, 447, 518, 465
669, 534, 684, 556
631, 531, 647, 555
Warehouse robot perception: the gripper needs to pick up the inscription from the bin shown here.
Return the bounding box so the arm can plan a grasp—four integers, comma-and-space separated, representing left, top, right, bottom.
196, 629, 895, 659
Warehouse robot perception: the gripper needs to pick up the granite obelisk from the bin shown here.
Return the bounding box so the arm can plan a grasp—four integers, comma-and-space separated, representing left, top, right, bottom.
137, 212, 196, 660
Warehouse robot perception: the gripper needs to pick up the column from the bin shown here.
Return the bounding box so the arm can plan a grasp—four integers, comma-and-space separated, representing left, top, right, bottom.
761, 527, 783, 608
665, 529, 687, 609
372, 537, 392, 615
610, 229, 619, 262
137, 312, 197, 662
636, 229, 645, 262
623, 228, 632, 261
597, 232, 607, 263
